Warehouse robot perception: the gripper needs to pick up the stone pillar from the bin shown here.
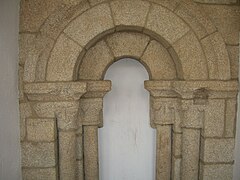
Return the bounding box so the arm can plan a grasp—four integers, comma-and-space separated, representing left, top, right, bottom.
156, 125, 172, 180
24, 82, 87, 180
180, 101, 204, 180
79, 81, 111, 180
145, 81, 179, 180
179, 87, 207, 180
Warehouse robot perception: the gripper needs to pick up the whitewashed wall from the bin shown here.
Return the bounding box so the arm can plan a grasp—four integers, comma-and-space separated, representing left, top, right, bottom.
99, 59, 156, 180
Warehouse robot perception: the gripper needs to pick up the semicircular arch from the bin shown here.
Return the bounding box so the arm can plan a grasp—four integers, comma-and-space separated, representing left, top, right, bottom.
23, 0, 231, 82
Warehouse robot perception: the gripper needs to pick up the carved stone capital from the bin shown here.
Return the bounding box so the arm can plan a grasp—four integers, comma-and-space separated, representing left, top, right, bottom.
80, 80, 111, 126
80, 98, 103, 126
145, 80, 238, 99
150, 97, 179, 126
24, 82, 87, 131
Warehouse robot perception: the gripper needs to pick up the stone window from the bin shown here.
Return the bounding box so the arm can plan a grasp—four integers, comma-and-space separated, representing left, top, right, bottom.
19, 0, 239, 179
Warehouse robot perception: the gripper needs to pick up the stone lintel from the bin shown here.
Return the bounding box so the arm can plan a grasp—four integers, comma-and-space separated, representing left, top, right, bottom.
145, 80, 238, 99
24, 82, 87, 101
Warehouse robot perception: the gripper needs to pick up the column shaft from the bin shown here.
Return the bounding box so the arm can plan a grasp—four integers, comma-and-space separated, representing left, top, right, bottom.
59, 131, 77, 180
83, 126, 99, 180
156, 125, 172, 180
181, 128, 201, 180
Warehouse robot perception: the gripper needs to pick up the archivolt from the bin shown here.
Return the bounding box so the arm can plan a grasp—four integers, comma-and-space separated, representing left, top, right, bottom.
23, 0, 231, 83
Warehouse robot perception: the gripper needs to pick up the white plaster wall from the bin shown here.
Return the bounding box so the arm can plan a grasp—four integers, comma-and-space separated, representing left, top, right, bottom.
99, 59, 156, 180
0, 0, 239, 179
0, 0, 21, 179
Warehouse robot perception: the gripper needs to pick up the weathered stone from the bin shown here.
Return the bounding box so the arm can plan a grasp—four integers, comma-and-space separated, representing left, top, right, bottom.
181, 128, 201, 180
58, 131, 77, 179
64, 3, 114, 47
34, 36, 55, 82
26, 119, 55, 142
145, 80, 238, 99
83, 126, 99, 180
172, 157, 181, 180
76, 127, 83, 160
203, 100, 225, 137
22, 168, 57, 180
201, 138, 235, 163
24, 82, 87, 101
227, 45, 239, 79
33, 102, 79, 130
19, 0, 60, 32
182, 100, 204, 129
79, 40, 114, 80
141, 40, 177, 80
174, 4, 207, 39
225, 99, 237, 137
19, 1, 239, 179
173, 31, 208, 80
173, 108, 183, 133
88, 0, 106, 6
19, 33, 36, 66
200, 163, 233, 180
110, 0, 150, 30
20, 103, 33, 141
46, 34, 82, 81
84, 80, 112, 98
40, 0, 90, 39
145, 4, 189, 44
148, 0, 180, 11
195, 0, 238, 4
80, 98, 103, 126
106, 32, 150, 59
21, 142, 56, 167
181, 0, 217, 34
23, 34, 54, 82
151, 98, 177, 125
156, 125, 172, 180
173, 133, 182, 157
77, 160, 84, 180
202, 5, 240, 45
201, 32, 231, 80
19, 66, 25, 102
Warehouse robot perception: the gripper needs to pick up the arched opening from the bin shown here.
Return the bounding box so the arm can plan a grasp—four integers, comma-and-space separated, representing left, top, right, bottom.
98, 58, 156, 180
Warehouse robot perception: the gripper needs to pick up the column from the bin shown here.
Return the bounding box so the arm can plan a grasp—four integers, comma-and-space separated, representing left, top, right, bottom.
145, 81, 179, 180
80, 81, 111, 180
180, 101, 204, 180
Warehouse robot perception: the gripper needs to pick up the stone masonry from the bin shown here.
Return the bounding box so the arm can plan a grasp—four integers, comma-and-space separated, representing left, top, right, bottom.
19, 0, 239, 179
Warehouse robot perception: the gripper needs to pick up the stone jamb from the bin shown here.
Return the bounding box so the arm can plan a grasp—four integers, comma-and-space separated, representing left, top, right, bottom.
79, 80, 111, 180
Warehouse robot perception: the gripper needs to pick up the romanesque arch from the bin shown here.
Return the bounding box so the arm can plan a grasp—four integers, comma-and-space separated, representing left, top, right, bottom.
20, 0, 239, 179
